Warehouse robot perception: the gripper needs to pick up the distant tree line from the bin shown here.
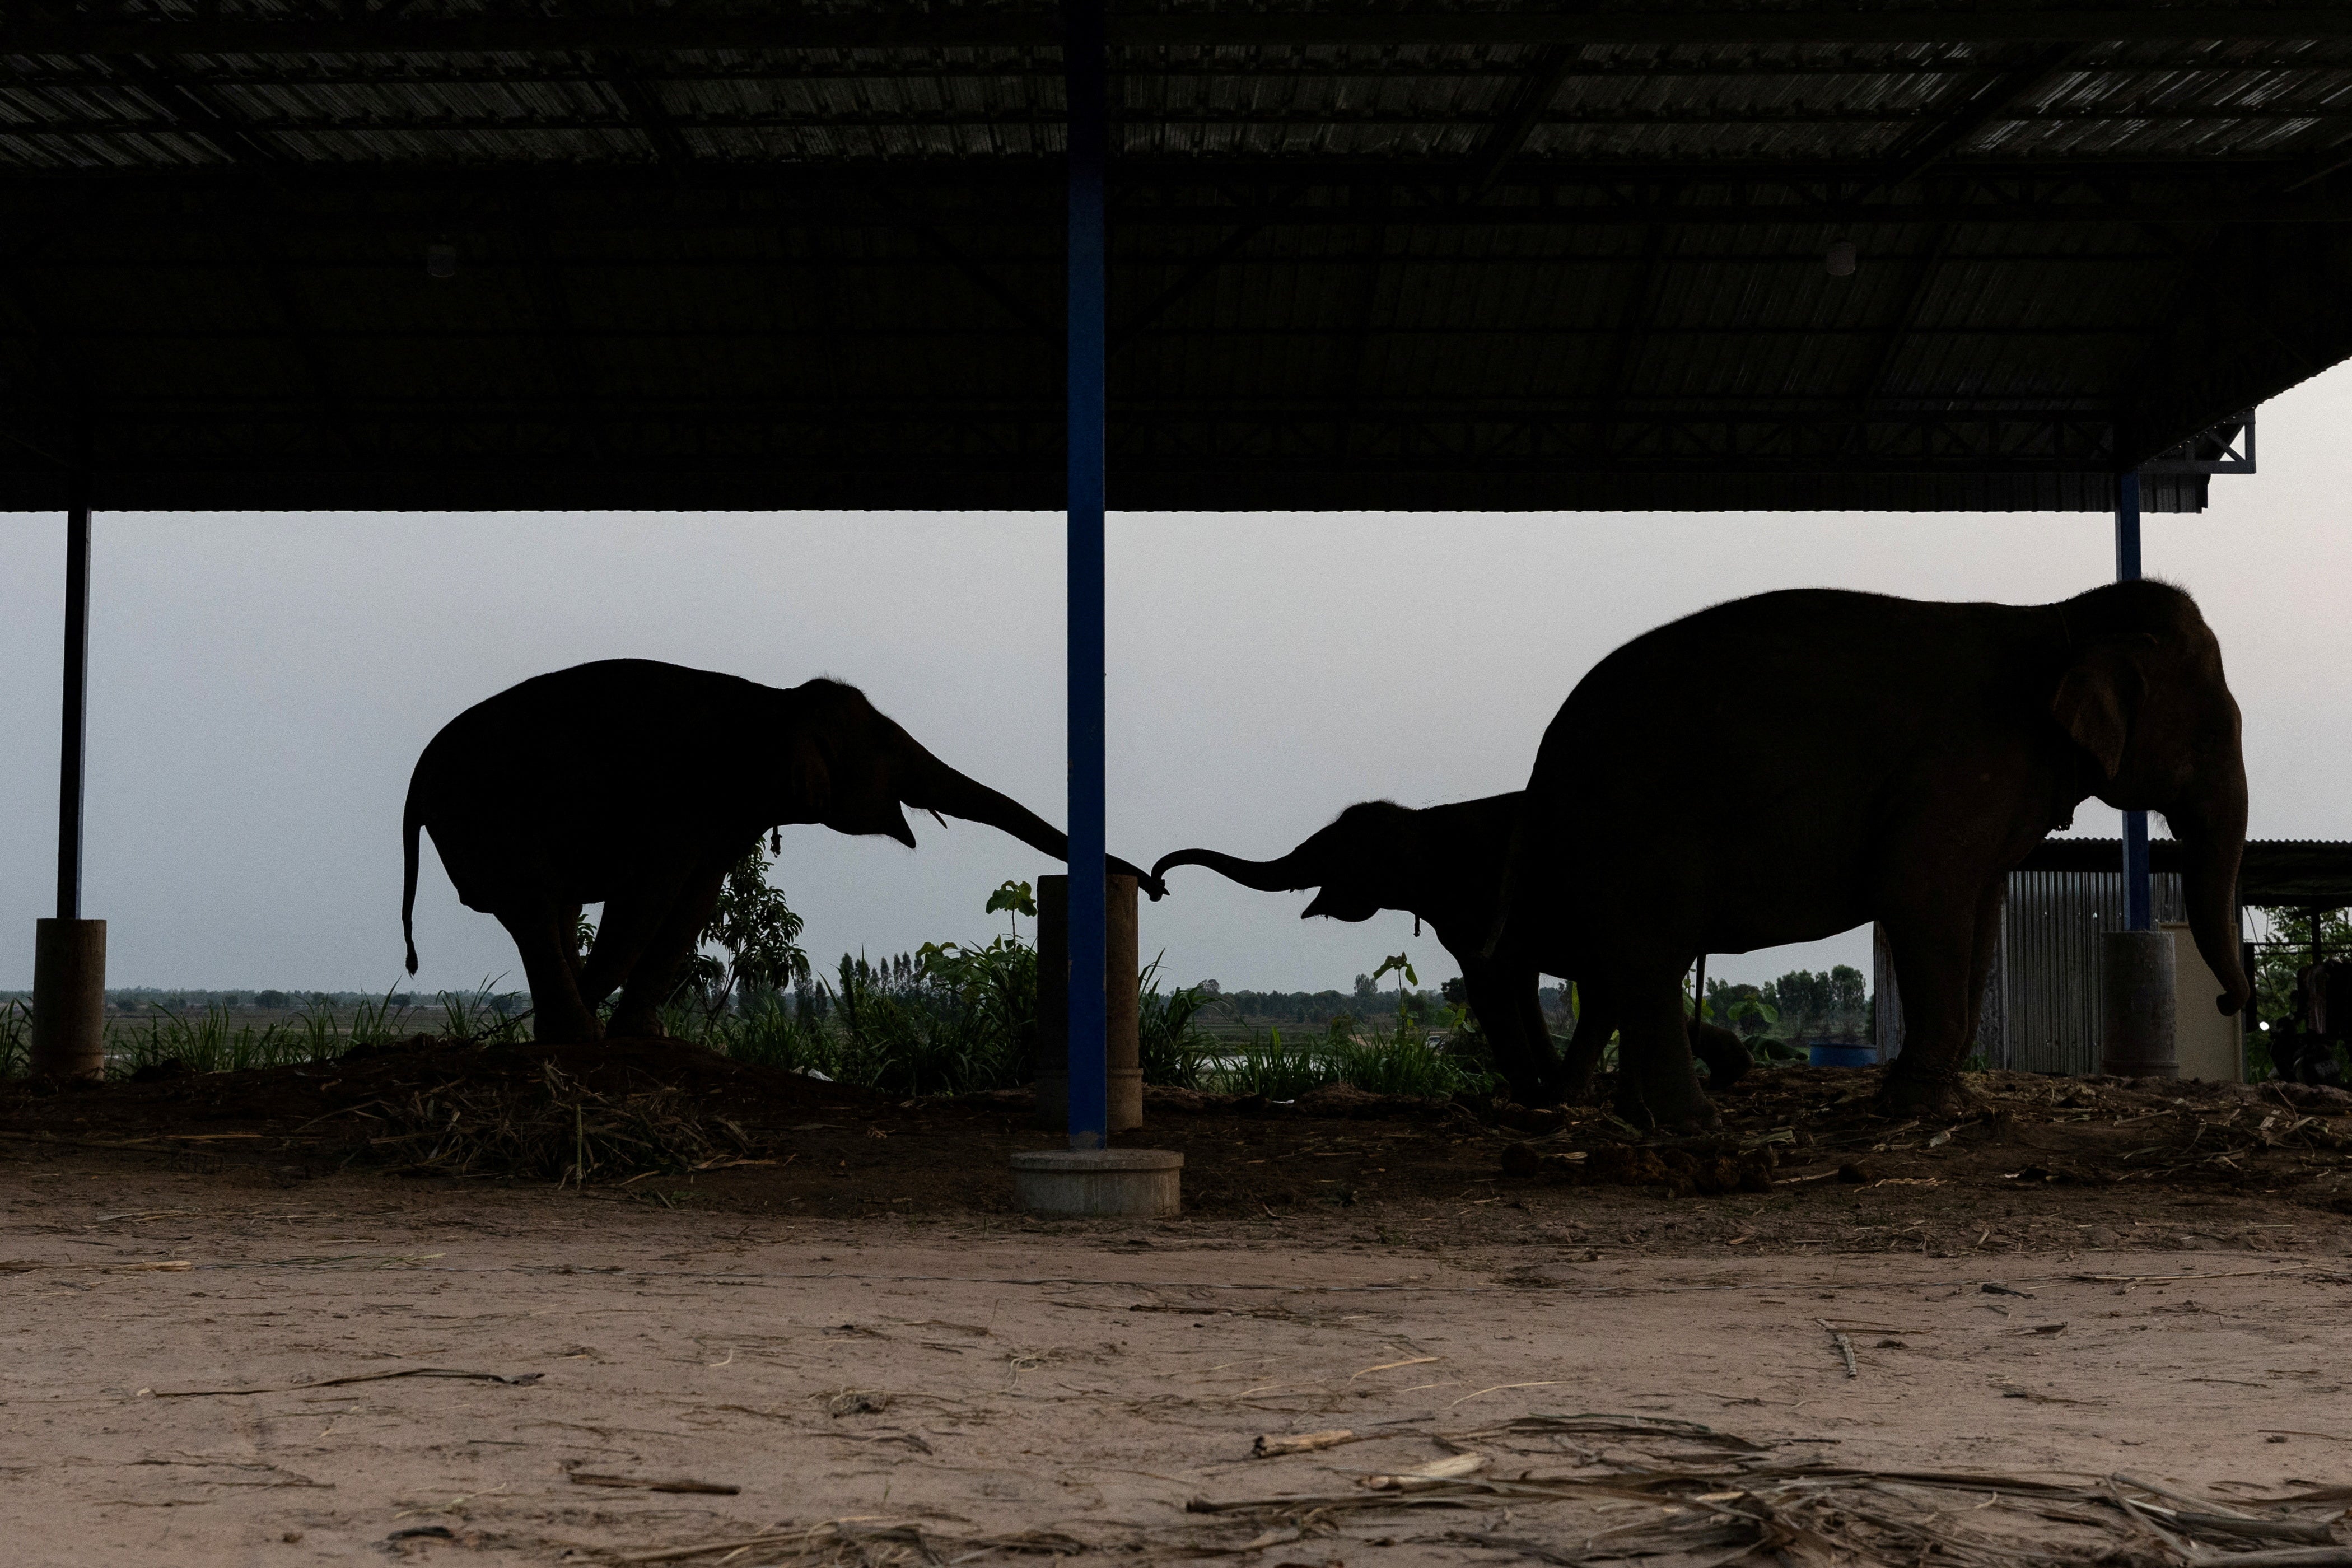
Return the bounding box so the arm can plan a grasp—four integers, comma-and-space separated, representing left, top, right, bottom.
1706, 965, 1871, 1042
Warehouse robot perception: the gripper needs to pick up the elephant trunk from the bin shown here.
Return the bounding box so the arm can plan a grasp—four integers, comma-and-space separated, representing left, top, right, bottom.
902, 752, 1165, 897
2173, 790, 2252, 1018
1151, 846, 1314, 893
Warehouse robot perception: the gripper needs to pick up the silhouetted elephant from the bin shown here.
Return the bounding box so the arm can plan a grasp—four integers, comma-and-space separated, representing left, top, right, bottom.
404, 659, 1163, 1043
1152, 795, 1752, 1105
2275, 960, 2352, 1085
1498, 581, 2250, 1129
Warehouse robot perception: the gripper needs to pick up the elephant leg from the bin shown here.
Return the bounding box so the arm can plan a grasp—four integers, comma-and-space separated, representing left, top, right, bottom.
1617, 972, 1715, 1132
1955, 876, 2005, 1066
1517, 981, 1563, 1105
1463, 959, 1548, 1104
1556, 982, 1618, 1105
1876, 881, 1998, 1116
606, 864, 729, 1039
1688, 1020, 1753, 1089
560, 904, 585, 985
496, 902, 600, 1044
577, 865, 692, 1011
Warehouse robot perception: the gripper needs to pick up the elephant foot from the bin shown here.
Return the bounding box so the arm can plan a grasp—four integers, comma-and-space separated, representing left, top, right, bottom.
1874, 1066, 1980, 1119
1613, 1084, 1719, 1135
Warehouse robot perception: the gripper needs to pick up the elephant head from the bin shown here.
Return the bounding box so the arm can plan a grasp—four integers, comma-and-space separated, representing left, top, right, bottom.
2051, 580, 2250, 1015
1152, 800, 1426, 923
774, 680, 1165, 897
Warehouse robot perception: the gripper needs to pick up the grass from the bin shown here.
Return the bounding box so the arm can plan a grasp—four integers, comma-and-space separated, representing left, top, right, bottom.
1194, 1014, 1496, 1100
0, 1000, 27, 1078
104, 984, 508, 1079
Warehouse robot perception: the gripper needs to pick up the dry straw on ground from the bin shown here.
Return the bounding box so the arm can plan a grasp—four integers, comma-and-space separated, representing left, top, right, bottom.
1174, 1414, 2352, 1567
368, 1060, 772, 1185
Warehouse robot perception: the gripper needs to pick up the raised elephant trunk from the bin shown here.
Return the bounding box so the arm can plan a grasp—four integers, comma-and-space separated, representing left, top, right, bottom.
2174, 795, 2252, 1017
903, 750, 1071, 861
1149, 846, 1313, 893
902, 749, 1166, 897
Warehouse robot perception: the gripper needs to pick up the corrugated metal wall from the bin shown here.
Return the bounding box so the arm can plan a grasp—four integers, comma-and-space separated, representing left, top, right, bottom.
1996, 871, 2185, 1073
1873, 870, 2185, 1073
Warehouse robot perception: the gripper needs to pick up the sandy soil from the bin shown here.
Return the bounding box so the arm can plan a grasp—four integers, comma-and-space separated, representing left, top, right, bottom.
4, 1147, 2350, 1566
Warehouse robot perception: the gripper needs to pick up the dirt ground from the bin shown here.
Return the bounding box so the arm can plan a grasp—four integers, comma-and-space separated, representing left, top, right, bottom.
4, 1049, 2351, 1565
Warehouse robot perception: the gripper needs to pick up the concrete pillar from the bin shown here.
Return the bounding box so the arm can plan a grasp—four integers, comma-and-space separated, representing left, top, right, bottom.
2100, 928, 2178, 1078
1035, 872, 1141, 1132
32, 918, 106, 1079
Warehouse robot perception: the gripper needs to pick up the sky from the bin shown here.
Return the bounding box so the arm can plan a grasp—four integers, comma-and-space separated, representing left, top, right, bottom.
2, 363, 2348, 997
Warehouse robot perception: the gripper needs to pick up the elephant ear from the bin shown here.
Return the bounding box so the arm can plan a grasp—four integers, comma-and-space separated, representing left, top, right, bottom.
786, 731, 833, 817
2051, 635, 2153, 781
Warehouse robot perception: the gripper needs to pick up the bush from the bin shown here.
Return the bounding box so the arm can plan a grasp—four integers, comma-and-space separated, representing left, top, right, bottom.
1194, 1015, 1494, 1100
1215, 1028, 1330, 1099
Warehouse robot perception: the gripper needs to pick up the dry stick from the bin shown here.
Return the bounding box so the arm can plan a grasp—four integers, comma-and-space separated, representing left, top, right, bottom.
2114, 1471, 2262, 1520
568, 1472, 739, 1496
1819, 1320, 1859, 1378
150, 1366, 540, 1398
615, 1534, 804, 1565
1253, 1430, 1364, 1458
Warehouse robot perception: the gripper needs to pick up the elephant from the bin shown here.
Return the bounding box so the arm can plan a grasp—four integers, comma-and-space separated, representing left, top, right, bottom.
1495, 580, 2251, 1129
1150, 795, 1754, 1105
403, 659, 1164, 1043
2273, 960, 2352, 1085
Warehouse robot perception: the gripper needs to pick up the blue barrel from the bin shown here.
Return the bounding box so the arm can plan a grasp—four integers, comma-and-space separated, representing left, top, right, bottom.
1808, 1041, 1878, 1068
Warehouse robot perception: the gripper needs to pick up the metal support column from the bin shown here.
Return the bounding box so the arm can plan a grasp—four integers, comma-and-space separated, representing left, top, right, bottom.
1062, 0, 1109, 1150
2115, 470, 2152, 931
32, 468, 107, 1080
57, 484, 91, 922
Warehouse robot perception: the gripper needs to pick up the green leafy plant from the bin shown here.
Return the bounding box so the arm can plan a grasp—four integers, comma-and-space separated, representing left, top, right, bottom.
438, 977, 530, 1045
676, 845, 813, 1025
114, 1004, 309, 1077
1215, 1027, 1328, 1099
986, 878, 1037, 939
1326, 1011, 1491, 1097
345, 989, 417, 1051
1138, 954, 1212, 1088
0, 1000, 29, 1078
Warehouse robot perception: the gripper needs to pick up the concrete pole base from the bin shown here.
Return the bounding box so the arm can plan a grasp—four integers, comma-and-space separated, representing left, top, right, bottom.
32, 918, 107, 1080
2101, 928, 2179, 1079
1011, 1148, 1182, 1217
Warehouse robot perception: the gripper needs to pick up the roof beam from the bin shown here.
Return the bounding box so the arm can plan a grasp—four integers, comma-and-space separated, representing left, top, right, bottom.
16, 8, 2352, 55
1466, 44, 1575, 192
1847, 220, 1953, 408
17, 101, 2352, 139
99, 53, 367, 458
594, 52, 696, 170
1862, 43, 2084, 192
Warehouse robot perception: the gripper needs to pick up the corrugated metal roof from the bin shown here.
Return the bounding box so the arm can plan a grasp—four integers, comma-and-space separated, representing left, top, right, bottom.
0, 4, 2344, 510
2021, 838, 2352, 905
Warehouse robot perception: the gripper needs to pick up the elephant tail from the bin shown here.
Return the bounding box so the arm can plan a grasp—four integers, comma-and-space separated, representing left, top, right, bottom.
400, 773, 423, 976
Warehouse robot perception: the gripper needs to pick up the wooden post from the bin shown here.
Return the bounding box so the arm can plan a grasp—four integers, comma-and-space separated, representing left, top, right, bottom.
1036, 872, 1141, 1132
32, 919, 106, 1079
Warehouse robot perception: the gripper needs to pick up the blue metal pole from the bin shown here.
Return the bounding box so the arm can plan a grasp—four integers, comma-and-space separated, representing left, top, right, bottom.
56, 474, 91, 923
1063, 0, 1109, 1150
2116, 469, 2152, 932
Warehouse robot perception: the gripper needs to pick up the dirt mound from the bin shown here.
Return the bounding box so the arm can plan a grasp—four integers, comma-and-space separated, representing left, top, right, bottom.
0, 1035, 870, 1153
6, 1052, 2350, 1242
1487, 1064, 2352, 1205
